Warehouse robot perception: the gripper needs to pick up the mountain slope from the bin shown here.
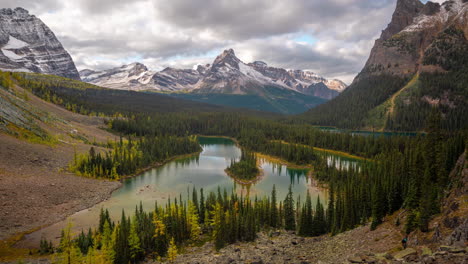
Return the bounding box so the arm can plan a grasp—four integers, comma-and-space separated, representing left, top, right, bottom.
0, 71, 120, 241
170, 85, 326, 114
12, 72, 251, 116
303, 0, 468, 131
0, 8, 80, 80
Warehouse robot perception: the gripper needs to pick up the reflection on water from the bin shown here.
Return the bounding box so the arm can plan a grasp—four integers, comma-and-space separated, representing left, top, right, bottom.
19, 137, 326, 247
317, 127, 420, 137
325, 155, 360, 170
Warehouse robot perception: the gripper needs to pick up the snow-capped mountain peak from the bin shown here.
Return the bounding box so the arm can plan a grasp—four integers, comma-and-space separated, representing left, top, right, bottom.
80, 49, 347, 99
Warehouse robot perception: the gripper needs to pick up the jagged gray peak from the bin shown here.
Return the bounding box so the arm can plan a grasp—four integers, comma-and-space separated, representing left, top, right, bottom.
380, 0, 425, 41
149, 67, 201, 90
80, 63, 204, 91
0, 7, 80, 80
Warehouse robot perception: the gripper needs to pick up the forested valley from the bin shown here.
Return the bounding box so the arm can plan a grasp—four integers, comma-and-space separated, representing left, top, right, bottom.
46, 109, 465, 263
1, 70, 466, 263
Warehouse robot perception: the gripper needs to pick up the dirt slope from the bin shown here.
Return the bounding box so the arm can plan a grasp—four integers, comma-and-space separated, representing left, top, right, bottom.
0, 83, 120, 242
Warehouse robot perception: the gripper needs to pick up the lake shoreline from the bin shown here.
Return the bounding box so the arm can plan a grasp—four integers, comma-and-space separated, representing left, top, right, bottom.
6, 150, 203, 254
7, 135, 333, 256
118, 150, 203, 182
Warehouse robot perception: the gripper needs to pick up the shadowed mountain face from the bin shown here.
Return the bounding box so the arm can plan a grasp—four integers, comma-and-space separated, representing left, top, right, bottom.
303, 0, 468, 131
0, 8, 80, 80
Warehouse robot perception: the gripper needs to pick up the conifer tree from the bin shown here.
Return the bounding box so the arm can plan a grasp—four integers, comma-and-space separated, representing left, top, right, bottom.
211, 202, 226, 250
188, 201, 201, 240
167, 237, 178, 263
283, 185, 296, 231
327, 186, 335, 232
153, 209, 168, 258
54, 221, 82, 264
128, 216, 143, 263
370, 183, 385, 230
314, 196, 326, 235
270, 185, 278, 228
298, 191, 313, 236
100, 221, 114, 264
199, 188, 205, 225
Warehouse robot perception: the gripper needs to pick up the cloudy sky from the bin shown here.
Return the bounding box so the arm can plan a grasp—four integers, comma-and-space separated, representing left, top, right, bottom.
3, 0, 444, 83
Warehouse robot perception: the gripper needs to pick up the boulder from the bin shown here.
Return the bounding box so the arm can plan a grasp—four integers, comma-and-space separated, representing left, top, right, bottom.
393, 248, 417, 260
348, 256, 363, 263
421, 246, 432, 256
448, 247, 466, 253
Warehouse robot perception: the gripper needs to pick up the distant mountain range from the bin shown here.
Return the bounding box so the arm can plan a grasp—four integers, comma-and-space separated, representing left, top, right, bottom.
78, 49, 348, 114
80, 49, 347, 100
0, 8, 80, 80
0, 6, 347, 114
304, 0, 468, 131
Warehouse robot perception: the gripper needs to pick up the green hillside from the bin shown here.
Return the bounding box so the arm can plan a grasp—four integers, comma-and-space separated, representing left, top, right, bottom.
168, 85, 326, 114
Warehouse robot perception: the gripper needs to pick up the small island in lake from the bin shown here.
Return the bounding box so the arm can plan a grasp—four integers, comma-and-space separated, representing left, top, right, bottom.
225, 150, 262, 183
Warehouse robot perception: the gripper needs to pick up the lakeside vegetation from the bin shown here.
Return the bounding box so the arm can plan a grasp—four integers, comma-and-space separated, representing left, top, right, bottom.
225, 150, 260, 182
44, 110, 467, 264
108, 110, 466, 237
69, 136, 201, 179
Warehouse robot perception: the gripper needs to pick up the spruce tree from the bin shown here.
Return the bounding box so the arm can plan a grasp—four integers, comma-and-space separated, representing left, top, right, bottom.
298, 191, 313, 236
128, 216, 143, 263
199, 188, 205, 224
270, 185, 278, 228
370, 183, 385, 230
326, 186, 335, 232
314, 196, 326, 235
283, 185, 296, 231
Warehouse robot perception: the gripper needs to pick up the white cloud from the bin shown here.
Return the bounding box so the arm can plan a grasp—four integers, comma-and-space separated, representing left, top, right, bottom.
4, 0, 425, 84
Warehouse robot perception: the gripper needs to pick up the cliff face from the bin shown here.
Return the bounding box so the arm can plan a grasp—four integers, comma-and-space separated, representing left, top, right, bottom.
357, 0, 468, 81
0, 8, 80, 80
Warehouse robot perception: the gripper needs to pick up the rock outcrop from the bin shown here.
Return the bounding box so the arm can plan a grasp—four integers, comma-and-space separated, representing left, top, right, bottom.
0, 8, 80, 80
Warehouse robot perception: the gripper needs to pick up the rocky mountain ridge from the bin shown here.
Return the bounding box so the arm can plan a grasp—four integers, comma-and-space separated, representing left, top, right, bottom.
358, 0, 468, 80
80, 49, 347, 100
0, 7, 80, 80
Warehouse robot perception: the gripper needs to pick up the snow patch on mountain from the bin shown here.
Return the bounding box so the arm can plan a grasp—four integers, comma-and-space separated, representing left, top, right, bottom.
1, 35, 29, 60
402, 0, 467, 33
238, 62, 270, 84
